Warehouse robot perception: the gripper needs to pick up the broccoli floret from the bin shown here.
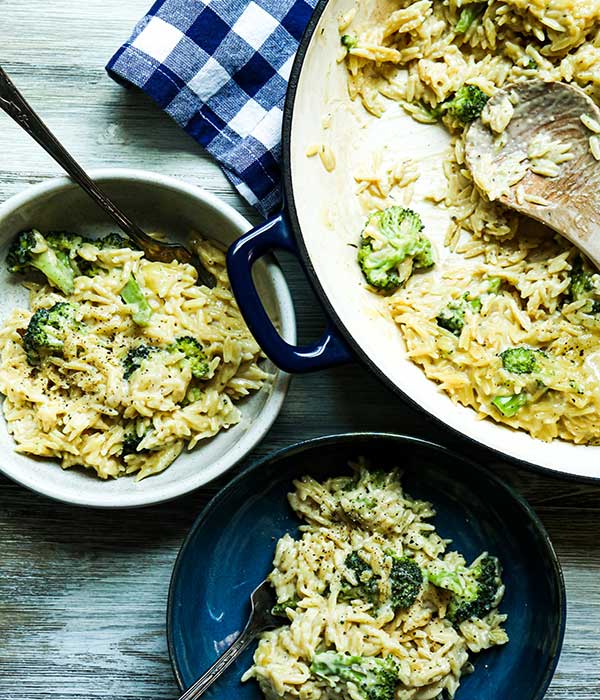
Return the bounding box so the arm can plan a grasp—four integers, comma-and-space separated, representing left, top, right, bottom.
271, 598, 298, 618
7, 229, 76, 295
184, 386, 203, 405
358, 207, 434, 292
168, 336, 210, 379
436, 301, 466, 335
6, 228, 136, 288
46, 231, 115, 278
418, 86, 489, 125
311, 651, 399, 700
491, 392, 528, 417
428, 554, 503, 626
389, 556, 423, 611
22, 301, 80, 366
340, 551, 422, 611
122, 432, 143, 456
122, 420, 150, 456
436, 293, 481, 335
123, 344, 158, 379
44, 231, 89, 269
443, 85, 489, 124
340, 551, 379, 605
124, 338, 209, 381
569, 262, 594, 301
455, 4, 484, 33
341, 34, 358, 50
496, 348, 546, 414
120, 275, 152, 326
500, 346, 542, 374
565, 257, 600, 315
567, 256, 600, 310
95, 233, 132, 249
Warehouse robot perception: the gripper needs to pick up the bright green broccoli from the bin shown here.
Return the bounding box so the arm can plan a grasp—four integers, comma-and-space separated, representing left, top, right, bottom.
500, 346, 542, 374
358, 207, 434, 292
311, 651, 399, 700
443, 85, 489, 123
413, 85, 489, 125
494, 347, 546, 414
427, 554, 503, 625
7, 229, 76, 295
123, 344, 158, 379
341, 34, 358, 50
340, 551, 379, 605
168, 336, 210, 379
120, 275, 152, 326
389, 556, 423, 611
22, 301, 81, 366
436, 293, 481, 336
491, 392, 528, 417
455, 4, 485, 33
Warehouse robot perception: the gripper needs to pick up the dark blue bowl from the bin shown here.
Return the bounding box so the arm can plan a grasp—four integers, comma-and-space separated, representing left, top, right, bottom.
167, 433, 566, 700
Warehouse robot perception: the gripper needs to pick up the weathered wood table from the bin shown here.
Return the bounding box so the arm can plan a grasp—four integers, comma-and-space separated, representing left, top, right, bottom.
0, 2, 598, 698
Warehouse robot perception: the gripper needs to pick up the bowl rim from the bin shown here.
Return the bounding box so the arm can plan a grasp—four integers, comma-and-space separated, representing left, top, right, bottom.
0, 168, 295, 508
166, 431, 567, 698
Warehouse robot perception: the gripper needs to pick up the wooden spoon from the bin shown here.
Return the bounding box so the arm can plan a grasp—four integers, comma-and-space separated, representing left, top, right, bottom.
465, 80, 600, 267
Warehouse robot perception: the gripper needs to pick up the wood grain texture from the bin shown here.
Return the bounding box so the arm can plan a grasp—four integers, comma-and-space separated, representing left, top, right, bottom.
0, 1, 598, 698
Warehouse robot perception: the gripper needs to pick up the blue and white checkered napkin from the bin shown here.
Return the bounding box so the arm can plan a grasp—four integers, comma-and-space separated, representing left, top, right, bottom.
107, 0, 317, 217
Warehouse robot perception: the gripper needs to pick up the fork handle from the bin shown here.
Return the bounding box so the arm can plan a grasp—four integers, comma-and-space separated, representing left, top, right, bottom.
0, 66, 146, 246
178, 620, 260, 699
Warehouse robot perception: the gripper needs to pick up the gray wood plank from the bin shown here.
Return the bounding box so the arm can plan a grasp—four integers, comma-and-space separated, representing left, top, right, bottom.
0, 1, 598, 698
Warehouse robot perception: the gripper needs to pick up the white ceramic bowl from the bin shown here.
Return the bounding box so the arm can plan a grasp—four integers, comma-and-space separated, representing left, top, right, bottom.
0, 169, 295, 507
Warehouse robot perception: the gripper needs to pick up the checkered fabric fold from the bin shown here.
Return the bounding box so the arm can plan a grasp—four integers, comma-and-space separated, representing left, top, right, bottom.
107, 0, 317, 217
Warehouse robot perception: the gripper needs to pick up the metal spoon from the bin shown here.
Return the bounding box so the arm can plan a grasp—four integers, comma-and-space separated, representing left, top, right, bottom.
178, 579, 282, 700
465, 80, 600, 269
0, 66, 216, 288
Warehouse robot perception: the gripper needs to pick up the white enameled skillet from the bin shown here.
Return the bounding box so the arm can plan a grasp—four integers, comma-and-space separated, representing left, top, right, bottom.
227, 0, 599, 481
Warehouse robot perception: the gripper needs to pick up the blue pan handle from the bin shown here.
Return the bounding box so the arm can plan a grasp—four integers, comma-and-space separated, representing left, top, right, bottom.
227, 212, 352, 373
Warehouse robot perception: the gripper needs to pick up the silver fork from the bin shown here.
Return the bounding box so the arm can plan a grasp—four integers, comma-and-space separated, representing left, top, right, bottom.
0, 66, 216, 288
178, 579, 282, 699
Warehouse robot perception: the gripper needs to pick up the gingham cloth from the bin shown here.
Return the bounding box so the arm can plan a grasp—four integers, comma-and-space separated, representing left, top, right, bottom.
107, 0, 317, 217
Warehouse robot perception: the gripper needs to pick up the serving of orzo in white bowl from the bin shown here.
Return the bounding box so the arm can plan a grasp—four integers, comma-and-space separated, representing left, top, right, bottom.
0, 169, 295, 507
